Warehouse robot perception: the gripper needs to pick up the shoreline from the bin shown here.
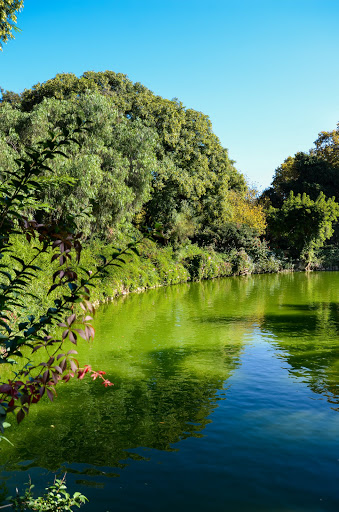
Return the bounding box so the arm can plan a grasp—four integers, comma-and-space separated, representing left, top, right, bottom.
91, 263, 339, 309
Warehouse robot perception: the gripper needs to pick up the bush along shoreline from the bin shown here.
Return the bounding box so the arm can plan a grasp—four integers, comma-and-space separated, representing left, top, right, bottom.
6, 230, 339, 326
77, 239, 339, 307
6, 234, 288, 320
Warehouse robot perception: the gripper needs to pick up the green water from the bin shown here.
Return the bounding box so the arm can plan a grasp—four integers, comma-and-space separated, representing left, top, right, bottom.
1, 272, 339, 511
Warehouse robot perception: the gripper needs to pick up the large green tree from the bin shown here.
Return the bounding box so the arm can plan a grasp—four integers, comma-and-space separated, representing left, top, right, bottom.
0, 91, 158, 238
1, 71, 265, 244
262, 121, 339, 254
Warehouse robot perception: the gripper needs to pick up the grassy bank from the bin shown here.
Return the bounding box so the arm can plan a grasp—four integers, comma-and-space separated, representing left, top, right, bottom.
5, 234, 288, 326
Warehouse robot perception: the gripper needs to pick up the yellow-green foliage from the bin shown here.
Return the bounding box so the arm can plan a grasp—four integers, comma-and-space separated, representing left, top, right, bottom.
225, 190, 267, 235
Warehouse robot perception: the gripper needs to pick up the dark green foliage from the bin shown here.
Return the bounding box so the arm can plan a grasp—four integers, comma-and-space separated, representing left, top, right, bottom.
192, 223, 280, 274
0, 71, 248, 242
194, 223, 258, 252
263, 152, 339, 207
317, 245, 339, 268
262, 120, 339, 266
267, 192, 339, 267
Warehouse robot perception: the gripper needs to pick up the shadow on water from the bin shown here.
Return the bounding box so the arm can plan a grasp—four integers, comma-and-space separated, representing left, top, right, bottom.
0, 341, 241, 484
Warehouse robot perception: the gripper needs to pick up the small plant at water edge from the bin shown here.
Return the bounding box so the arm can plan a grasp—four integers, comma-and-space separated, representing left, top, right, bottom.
7, 475, 87, 511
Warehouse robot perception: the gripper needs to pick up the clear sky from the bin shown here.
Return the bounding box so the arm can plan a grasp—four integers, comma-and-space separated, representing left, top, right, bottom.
1, 0, 339, 190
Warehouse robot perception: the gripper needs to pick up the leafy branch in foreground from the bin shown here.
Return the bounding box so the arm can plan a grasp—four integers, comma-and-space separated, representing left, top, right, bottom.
0, 118, 143, 432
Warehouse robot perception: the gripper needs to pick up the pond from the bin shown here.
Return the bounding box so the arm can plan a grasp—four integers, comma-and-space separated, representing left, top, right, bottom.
1, 271, 339, 511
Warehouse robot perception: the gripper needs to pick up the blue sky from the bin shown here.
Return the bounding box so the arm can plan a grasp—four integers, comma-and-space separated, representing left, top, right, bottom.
1, 0, 339, 190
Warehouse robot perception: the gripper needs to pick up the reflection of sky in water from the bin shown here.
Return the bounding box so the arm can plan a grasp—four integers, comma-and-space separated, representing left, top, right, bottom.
1, 272, 339, 511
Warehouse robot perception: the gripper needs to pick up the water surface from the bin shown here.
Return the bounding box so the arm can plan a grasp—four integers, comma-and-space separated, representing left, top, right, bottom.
1, 272, 339, 511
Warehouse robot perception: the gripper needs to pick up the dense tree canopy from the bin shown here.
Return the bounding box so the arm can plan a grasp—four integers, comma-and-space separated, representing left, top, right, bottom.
0, 71, 265, 243
267, 192, 339, 267
262, 121, 339, 265
263, 122, 339, 208
264, 152, 339, 208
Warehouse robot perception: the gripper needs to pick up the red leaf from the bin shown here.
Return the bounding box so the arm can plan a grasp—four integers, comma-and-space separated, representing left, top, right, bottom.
17, 409, 25, 424
69, 331, 77, 344
85, 325, 91, 340
46, 388, 54, 402
84, 300, 94, 314
20, 394, 29, 405
70, 360, 77, 373
42, 369, 50, 384
0, 384, 12, 393
67, 314, 76, 326
85, 325, 95, 341
32, 344, 44, 353
74, 328, 87, 340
